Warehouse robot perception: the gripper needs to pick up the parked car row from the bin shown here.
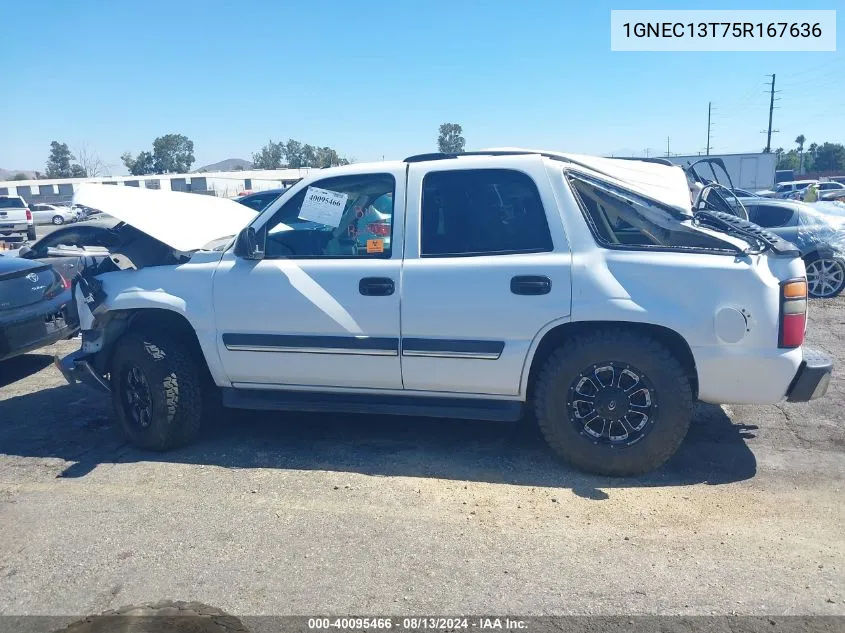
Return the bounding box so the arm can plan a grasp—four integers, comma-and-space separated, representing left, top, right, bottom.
756, 180, 845, 201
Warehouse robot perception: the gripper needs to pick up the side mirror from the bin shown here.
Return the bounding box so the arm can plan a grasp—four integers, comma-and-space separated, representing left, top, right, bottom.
233, 226, 264, 260
17, 245, 32, 258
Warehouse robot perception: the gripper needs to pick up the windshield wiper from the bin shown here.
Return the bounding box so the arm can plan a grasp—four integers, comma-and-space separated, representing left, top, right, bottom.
693, 210, 798, 256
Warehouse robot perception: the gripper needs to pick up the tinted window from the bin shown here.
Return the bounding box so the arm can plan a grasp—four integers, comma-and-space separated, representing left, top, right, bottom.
748, 205, 795, 228
261, 174, 395, 259
239, 191, 282, 212
0, 197, 25, 208
420, 169, 552, 257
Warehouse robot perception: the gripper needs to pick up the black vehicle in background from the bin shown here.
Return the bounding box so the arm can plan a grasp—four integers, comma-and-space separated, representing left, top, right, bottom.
0, 255, 78, 362
235, 188, 288, 211
15, 217, 119, 281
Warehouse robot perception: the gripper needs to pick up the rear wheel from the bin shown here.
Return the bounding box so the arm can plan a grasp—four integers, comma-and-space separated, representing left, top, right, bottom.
805, 257, 845, 298
52, 215, 64, 225
110, 331, 203, 450
533, 329, 693, 476
26, 227, 36, 241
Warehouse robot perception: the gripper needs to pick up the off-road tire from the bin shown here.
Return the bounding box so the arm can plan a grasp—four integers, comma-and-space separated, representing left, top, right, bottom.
53, 600, 249, 633
110, 330, 203, 451
27, 227, 37, 241
533, 328, 693, 476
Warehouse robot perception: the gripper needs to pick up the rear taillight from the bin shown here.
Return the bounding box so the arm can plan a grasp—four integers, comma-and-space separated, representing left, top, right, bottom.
779, 279, 807, 348
45, 272, 71, 299
25, 208, 32, 221
367, 221, 390, 237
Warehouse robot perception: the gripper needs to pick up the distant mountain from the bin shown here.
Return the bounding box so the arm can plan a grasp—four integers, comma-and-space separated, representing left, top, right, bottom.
195, 158, 253, 173
0, 168, 38, 181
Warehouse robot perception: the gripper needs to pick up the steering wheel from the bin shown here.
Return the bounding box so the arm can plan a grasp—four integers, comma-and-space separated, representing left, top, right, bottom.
697, 184, 749, 221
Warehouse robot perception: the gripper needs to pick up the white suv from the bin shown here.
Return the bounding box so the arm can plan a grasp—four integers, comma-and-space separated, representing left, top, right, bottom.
57, 150, 833, 476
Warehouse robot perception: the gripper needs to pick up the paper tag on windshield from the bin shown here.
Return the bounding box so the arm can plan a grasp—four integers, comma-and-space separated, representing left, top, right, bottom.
298, 186, 348, 227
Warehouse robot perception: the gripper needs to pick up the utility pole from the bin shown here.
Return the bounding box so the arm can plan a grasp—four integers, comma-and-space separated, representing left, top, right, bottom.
764, 74, 777, 153
706, 102, 712, 156
666, 136, 670, 157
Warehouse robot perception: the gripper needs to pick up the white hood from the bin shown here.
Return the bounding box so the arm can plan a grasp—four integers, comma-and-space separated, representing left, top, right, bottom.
482, 147, 693, 215
73, 183, 256, 252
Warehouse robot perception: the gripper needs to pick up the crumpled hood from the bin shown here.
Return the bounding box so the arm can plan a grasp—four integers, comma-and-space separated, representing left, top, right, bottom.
73, 183, 256, 252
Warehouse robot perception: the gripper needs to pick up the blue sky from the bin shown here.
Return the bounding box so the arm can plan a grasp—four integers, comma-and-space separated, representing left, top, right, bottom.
2, 0, 842, 174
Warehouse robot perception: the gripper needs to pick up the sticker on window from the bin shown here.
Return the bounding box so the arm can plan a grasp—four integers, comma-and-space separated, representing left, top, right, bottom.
366, 239, 384, 254
298, 186, 348, 227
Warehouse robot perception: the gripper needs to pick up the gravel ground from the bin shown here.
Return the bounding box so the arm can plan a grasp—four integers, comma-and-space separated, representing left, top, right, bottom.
0, 297, 843, 626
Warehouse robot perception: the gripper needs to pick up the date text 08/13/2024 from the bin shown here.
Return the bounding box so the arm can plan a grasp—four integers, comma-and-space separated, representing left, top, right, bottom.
307, 617, 528, 630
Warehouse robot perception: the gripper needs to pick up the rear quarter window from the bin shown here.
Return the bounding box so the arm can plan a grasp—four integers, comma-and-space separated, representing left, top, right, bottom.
566, 171, 734, 252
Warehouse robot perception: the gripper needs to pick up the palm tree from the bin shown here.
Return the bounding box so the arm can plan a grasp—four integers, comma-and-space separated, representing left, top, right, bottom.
795, 135, 806, 173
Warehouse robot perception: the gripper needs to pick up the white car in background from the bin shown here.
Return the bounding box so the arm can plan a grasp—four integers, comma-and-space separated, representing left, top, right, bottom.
30, 203, 76, 225
756, 180, 818, 199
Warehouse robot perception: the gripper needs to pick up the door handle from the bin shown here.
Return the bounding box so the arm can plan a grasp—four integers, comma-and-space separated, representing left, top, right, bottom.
359, 277, 395, 296
511, 275, 551, 295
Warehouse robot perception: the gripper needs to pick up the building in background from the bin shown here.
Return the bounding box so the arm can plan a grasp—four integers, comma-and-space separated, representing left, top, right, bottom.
0, 168, 312, 205
665, 153, 778, 191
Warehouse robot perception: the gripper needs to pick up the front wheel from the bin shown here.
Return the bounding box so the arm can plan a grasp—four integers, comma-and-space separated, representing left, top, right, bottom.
805, 258, 845, 298
533, 329, 693, 476
109, 331, 203, 450
52, 215, 65, 225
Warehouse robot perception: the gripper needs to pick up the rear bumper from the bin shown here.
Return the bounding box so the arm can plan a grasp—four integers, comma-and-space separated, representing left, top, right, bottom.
0, 292, 79, 362
786, 347, 833, 402
54, 348, 110, 392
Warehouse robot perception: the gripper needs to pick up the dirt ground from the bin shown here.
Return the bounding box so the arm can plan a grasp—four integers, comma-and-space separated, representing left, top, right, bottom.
0, 298, 843, 628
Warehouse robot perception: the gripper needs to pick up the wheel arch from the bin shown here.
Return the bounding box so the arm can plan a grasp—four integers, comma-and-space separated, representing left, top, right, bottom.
93, 307, 212, 383
522, 320, 698, 401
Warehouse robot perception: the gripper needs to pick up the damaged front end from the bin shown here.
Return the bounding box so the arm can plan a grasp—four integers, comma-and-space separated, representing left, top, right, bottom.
54, 183, 256, 393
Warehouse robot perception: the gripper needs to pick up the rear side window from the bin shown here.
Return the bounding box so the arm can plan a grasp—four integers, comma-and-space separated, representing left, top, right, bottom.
0, 197, 25, 208
748, 205, 795, 228
421, 169, 553, 257
567, 172, 731, 251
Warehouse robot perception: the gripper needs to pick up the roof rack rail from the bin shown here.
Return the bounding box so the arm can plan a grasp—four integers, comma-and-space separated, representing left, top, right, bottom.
610, 157, 676, 167
403, 150, 570, 163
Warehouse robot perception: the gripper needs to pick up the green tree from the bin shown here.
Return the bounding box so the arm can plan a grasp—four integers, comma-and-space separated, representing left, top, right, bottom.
776, 149, 800, 171
11, 172, 28, 181
70, 164, 87, 178
252, 140, 285, 169
795, 135, 806, 173
806, 142, 819, 171
152, 133, 195, 173
284, 139, 304, 168
813, 143, 845, 172
121, 151, 156, 175
437, 123, 466, 154
302, 144, 317, 168
46, 141, 75, 178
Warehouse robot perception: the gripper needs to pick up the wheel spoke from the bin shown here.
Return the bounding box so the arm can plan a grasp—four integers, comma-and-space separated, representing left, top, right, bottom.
567, 361, 656, 446
594, 365, 614, 388
608, 420, 628, 442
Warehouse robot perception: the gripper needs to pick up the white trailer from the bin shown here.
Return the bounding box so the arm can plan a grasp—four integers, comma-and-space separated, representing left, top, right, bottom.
666, 153, 777, 191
